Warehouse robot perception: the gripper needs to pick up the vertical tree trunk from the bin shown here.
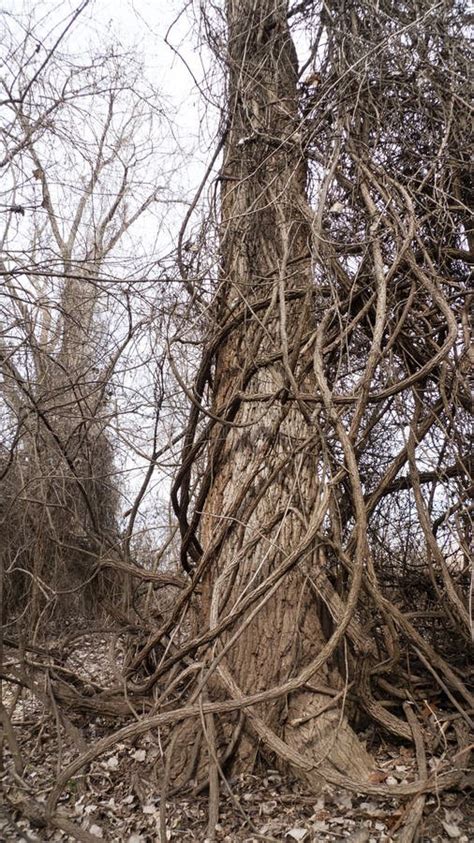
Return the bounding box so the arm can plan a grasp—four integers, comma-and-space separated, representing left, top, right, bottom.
199, 0, 371, 784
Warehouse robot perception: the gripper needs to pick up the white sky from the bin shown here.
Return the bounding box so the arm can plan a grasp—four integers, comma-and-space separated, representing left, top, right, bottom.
1, 0, 216, 188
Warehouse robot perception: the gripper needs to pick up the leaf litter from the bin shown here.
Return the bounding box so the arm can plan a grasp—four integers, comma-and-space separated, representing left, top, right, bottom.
1, 636, 472, 842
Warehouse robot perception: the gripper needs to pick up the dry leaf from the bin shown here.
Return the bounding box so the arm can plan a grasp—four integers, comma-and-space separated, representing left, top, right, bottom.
359, 801, 380, 816
312, 820, 329, 833
312, 809, 330, 821
286, 829, 308, 841
441, 821, 461, 838
368, 770, 387, 783
337, 792, 353, 810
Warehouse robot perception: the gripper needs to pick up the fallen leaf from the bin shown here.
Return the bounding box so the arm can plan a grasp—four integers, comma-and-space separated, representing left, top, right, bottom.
260, 800, 277, 815
359, 802, 379, 816
445, 809, 464, 825
312, 809, 330, 821
337, 792, 353, 810
311, 821, 329, 833
286, 829, 308, 841
441, 821, 461, 838
368, 770, 387, 783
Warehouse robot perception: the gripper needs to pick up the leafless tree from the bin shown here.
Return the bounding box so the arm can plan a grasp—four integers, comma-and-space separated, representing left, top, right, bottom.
163, 0, 471, 820
0, 5, 180, 629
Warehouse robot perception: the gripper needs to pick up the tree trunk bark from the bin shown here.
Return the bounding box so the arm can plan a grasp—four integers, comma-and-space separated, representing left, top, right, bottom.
198, 0, 372, 786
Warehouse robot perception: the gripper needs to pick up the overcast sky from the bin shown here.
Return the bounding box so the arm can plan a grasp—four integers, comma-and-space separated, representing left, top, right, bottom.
1, 0, 216, 181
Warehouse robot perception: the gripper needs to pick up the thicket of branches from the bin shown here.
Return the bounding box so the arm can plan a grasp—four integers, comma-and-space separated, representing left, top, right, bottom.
1, 1, 472, 840
0, 2, 186, 627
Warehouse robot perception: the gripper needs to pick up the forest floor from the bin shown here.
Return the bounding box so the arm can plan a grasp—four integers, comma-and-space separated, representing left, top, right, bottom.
1, 634, 472, 842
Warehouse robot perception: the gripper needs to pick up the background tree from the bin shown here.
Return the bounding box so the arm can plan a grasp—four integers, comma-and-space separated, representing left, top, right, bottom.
0, 6, 179, 629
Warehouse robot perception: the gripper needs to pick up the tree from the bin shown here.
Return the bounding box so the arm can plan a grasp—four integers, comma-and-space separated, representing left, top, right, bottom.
174, 0, 372, 785
0, 9, 174, 628
168, 0, 471, 794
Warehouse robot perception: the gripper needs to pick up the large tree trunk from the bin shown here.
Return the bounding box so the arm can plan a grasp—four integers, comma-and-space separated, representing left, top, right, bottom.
198, 0, 372, 785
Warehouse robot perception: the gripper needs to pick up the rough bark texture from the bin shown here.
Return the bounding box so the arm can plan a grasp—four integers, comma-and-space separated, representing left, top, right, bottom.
199, 0, 371, 785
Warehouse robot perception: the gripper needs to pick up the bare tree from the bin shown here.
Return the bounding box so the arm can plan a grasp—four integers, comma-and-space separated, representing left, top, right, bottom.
0, 11, 175, 628
166, 0, 471, 801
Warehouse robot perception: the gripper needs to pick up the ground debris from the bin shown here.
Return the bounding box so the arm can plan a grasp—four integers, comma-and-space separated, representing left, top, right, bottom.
1, 637, 472, 842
